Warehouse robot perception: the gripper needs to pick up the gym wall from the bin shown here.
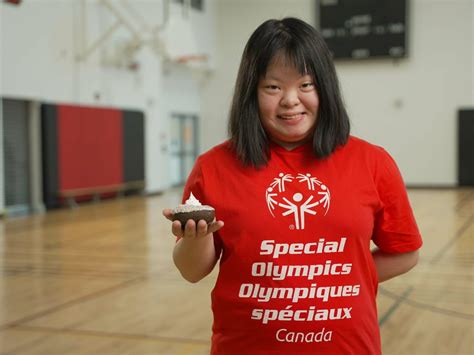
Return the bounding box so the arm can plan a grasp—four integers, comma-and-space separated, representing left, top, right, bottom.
41, 103, 145, 209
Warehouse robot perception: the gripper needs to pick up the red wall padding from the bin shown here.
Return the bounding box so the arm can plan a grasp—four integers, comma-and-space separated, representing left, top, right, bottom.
57, 105, 123, 191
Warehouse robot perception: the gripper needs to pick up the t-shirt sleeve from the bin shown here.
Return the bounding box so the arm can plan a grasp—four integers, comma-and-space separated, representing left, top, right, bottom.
371, 148, 423, 253
180, 157, 223, 257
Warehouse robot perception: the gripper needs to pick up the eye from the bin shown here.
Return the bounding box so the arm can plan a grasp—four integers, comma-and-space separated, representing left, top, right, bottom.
301, 82, 315, 90
265, 85, 280, 91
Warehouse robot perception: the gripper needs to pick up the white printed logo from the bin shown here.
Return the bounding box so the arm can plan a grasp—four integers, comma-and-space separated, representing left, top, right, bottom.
265, 173, 330, 230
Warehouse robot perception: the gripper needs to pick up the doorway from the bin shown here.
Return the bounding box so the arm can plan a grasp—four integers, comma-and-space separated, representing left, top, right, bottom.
169, 113, 199, 186
2, 98, 31, 216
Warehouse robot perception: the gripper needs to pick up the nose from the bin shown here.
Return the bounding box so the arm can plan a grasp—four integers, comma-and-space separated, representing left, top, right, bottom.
280, 89, 300, 107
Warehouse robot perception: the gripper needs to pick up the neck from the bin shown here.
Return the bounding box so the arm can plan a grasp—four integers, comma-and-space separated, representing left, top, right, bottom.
271, 138, 311, 151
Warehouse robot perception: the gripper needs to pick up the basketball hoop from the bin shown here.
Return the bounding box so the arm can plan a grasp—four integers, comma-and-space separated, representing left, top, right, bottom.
171, 54, 210, 74
163, 53, 211, 83
174, 54, 208, 64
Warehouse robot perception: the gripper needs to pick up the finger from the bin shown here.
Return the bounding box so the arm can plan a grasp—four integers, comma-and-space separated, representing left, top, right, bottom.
196, 219, 208, 237
162, 209, 174, 220
183, 219, 197, 238
171, 220, 184, 238
207, 220, 224, 234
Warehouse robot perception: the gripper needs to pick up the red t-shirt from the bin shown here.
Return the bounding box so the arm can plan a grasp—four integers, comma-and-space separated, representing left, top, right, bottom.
182, 136, 422, 355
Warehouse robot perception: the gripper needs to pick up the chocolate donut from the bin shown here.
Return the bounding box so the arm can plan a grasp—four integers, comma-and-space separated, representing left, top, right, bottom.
171, 193, 215, 228
171, 204, 215, 227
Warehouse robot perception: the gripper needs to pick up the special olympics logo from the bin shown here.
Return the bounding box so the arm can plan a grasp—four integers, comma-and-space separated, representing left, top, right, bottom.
265, 173, 331, 230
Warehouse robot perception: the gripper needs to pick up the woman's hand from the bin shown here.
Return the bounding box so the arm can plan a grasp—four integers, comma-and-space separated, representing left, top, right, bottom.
162, 209, 224, 238
163, 208, 224, 283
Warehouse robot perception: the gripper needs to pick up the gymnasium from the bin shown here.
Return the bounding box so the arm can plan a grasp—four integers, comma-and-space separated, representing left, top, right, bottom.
0, 1, 472, 354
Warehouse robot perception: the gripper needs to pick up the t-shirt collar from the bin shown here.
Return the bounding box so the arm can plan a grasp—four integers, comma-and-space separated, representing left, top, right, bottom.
269, 140, 313, 154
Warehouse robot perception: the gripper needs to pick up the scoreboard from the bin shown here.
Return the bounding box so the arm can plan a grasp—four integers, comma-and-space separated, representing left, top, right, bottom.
318, 0, 408, 60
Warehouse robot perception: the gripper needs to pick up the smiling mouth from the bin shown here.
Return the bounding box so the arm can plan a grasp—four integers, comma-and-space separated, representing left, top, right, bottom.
277, 113, 306, 120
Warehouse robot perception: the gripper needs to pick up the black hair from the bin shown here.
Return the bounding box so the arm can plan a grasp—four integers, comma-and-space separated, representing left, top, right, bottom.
228, 17, 350, 168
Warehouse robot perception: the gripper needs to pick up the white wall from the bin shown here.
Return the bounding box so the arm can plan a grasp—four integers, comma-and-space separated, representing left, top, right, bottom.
339, 0, 473, 185
1, 0, 216, 204
202, 0, 474, 186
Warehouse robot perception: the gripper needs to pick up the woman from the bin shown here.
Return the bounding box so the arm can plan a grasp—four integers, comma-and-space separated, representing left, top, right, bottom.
163, 17, 422, 355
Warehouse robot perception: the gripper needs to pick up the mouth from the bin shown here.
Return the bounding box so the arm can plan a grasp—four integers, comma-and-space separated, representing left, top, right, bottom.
277, 112, 306, 120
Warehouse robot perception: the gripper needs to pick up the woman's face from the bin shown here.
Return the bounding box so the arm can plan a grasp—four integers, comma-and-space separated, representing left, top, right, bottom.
257, 57, 319, 150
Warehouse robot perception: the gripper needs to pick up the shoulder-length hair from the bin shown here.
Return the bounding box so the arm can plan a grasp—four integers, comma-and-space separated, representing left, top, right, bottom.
228, 17, 350, 168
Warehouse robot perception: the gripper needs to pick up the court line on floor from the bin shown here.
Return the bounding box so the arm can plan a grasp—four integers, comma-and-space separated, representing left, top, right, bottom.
1, 269, 140, 279
378, 286, 474, 320
0, 263, 185, 282
0, 262, 212, 286
378, 287, 413, 326
429, 212, 474, 265
0, 264, 153, 279
1, 250, 149, 260
7, 325, 210, 346
0, 276, 147, 331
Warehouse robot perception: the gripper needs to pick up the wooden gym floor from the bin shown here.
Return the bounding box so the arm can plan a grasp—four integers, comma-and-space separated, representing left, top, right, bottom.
0, 187, 472, 354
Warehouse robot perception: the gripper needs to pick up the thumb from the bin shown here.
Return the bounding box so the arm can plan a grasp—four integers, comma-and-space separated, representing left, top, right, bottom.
162, 209, 174, 221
